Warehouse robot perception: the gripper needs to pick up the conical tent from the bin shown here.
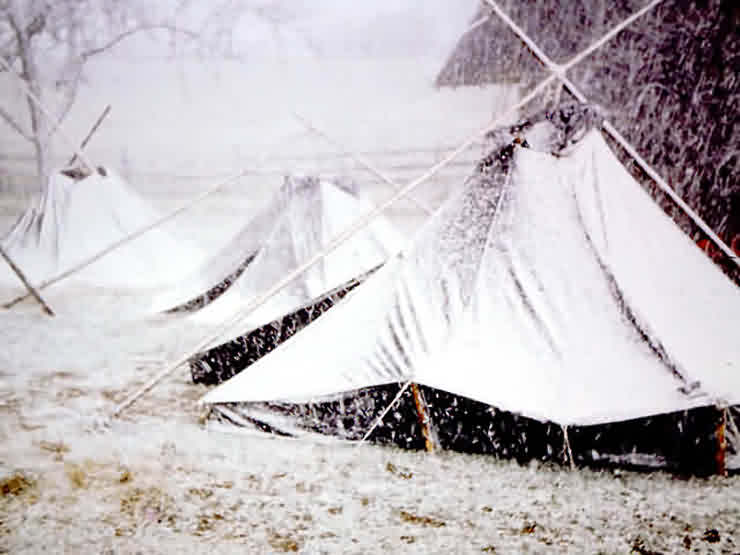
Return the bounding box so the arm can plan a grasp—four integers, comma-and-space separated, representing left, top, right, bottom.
201, 123, 740, 470
180, 175, 404, 344
0, 169, 203, 291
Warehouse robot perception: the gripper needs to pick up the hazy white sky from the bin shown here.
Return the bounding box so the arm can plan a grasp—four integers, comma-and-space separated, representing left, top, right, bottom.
125, 0, 479, 60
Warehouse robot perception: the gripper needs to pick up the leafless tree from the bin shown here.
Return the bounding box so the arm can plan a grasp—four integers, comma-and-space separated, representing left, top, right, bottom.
0, 0, 196, 187
0, 1, 315, 188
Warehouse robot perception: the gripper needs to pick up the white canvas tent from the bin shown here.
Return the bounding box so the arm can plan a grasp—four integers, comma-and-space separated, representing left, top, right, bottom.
170, 175, 404, 345
201, 124, 740, 468
0, 169, 204, 292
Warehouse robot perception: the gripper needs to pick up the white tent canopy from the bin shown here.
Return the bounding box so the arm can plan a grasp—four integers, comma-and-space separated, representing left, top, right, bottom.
203, 130, 740, 427
173, 175, 404, 343
0, 169, 204, 291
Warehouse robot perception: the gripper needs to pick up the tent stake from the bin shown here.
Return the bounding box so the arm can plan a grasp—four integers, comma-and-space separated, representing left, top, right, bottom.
410, 383, 436, 453
0, 245, 54, 316
716, 407, 727, 477
562, 425, 575, 470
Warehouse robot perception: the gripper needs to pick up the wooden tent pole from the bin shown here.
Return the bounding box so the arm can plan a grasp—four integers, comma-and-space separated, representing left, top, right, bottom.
410, 383, 436, 453
0, 245, 54, 316
716, 407, 727, 477
67, 104, 111, 168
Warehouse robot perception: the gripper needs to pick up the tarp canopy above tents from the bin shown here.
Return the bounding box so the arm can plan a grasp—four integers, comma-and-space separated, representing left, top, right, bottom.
0, 169, 203, 292
201, 111, 740, 468
168, 175, 404, 346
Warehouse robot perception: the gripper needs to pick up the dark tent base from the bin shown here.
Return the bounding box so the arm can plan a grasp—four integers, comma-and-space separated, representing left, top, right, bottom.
164, 251, 257, 314
210, 384, 737, 477
189, 267, 378, 385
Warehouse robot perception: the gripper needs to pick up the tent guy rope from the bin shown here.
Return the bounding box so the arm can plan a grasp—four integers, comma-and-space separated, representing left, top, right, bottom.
481, 0, 738, 268
112, 1, 669, 417
359, 381, 412, 444
292, 112, 435, 215
562, 426, 576, 470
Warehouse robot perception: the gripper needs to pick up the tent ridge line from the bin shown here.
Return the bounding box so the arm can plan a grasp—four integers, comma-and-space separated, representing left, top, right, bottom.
465, 147, 516, 307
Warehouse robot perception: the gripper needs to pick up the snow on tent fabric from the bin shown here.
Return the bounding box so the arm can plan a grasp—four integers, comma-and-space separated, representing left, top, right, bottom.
0, 169, 204, 291
189, 268, 376, 386
201, 116, 740, 471
149, 177, 294, 314
181, 175, 404, 347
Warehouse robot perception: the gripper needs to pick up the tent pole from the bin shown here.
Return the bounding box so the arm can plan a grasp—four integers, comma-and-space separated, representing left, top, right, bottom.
561, 425, 575, 470
410, 383, 436, 453
0, 245, 54, 316
67, 104, 111, 168
716, 407, 727, 477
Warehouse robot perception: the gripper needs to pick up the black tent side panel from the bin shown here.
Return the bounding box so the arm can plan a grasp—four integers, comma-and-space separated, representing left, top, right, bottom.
189, 267, 379, 385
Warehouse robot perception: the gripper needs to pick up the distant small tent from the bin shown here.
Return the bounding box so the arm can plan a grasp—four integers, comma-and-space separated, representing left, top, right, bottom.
169, 175, 403, 346
201, 111, 740, 473
435, 0, 739, 276
0, 169, 203, 291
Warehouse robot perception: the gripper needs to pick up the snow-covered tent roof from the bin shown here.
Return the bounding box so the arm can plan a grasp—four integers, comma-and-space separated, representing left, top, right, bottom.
172, 175, 403, 343
0, 169, 203, 291
202, 125, 740, 428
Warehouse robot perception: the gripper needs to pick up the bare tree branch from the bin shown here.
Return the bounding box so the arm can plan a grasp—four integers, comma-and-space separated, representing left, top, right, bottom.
80, 24, 198, 60
0, 102, 32, 141
47, 61, 83, 139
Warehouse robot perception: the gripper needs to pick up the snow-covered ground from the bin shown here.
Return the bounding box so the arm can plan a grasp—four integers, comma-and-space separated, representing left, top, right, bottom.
0, 272, 738, 554
1, 58, 738, 554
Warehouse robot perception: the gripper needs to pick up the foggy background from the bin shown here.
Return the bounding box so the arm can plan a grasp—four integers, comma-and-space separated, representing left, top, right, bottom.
0, 0, 494, 197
